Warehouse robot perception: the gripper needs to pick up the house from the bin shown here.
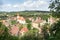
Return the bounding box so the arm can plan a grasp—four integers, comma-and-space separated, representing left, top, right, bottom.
2, 20, 10, 27
19, 27, 28, 36
32, 22, 43, 34
10, 25, 19, 36
28, 17, 32, 21
32, 17, 46, 27
11, 17, 17, 20
34, 17, 42, 23
32, 23, 39, 29
40, 20, 46, 26
48, 16, 56, 25
17, 14, 26, 24
28, 17, 34, 22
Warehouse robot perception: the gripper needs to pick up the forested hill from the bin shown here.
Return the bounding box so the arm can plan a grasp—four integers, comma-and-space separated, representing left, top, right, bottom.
0, 10, 50, 13
19, 10, 50, 13
0, 11, 50, 16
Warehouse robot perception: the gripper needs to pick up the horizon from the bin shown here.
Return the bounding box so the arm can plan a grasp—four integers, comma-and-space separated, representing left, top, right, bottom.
0, 10, 50, 12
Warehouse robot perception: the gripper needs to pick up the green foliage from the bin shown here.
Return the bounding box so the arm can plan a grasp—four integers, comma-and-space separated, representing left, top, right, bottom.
42, 26, 49, 40
20, 30, 43, 40
26, 19, 31, 23
0, 22, 2, 27
33, 28, 39, 31
0, 22, 19, 40
26, 19, 32, 30
0, 16, 7, 20
40, 15, 49, 20
27, 23, 31, 30
49, 21, 60, 40
11, 20, 16, 25
49, 0, 60, 18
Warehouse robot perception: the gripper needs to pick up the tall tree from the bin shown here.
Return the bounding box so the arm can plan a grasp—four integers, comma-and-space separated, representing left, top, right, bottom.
49, 0, 60, 18
49, 21, 60, 40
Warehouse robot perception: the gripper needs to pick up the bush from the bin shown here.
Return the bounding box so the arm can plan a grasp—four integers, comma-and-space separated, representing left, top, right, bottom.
0, 22, 19, 40
11, 20, 16, 25
49, 21, 60, 40
20, 30, 43, 40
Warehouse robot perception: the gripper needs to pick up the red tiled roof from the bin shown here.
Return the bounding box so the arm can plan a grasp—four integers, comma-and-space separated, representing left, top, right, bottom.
20, 27, 28, 33
17, 16, 25, 21
10, 26, 19, 35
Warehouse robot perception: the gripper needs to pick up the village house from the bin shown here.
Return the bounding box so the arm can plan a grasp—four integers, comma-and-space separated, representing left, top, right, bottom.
10, 25, 19, 36
2, 20, 10, 27
17, 14, 26, 24
48, 16, 56, 25
28, 17, 34, 22
10, 17, 17, 20
32, 17, 47, 28
19, 27, 28, 36
35, 17, 42, 23
31, 17, 48, 34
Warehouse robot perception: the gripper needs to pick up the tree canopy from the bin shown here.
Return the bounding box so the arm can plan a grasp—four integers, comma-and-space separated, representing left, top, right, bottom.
49, 0, 60, 18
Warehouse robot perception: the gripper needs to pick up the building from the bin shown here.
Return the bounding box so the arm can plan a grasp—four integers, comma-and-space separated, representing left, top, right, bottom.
17, 14, 26, 24
48, 16, 56, 25
19, 27, 28, 36
10, 25, 19, 36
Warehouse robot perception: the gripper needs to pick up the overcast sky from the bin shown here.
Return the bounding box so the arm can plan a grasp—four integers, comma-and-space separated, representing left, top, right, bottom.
0, 0, 50, 12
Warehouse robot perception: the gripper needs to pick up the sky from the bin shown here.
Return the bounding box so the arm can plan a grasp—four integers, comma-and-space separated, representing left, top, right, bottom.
0, 0, 50, 12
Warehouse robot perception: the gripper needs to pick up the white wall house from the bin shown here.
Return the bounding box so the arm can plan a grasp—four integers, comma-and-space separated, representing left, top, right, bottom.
17, 15, 26, 24
48, 16, 56, 25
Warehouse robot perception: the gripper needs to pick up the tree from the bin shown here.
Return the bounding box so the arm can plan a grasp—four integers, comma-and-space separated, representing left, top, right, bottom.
20, 30, 43, 40
11, 20, 17, 25
49, 21, 60, 40
0, 22, 19, 40
42, 24, 50, 40
49, 0, 60, 18
26, 19, 31, 30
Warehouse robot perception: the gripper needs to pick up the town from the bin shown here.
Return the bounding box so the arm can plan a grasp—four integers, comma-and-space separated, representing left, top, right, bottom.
0, 0, 60, 40
0, 11, 60, 40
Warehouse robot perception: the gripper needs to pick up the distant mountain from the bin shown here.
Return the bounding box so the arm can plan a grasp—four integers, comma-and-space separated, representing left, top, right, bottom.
21, 10, 50, 13
0, 10, 50, 14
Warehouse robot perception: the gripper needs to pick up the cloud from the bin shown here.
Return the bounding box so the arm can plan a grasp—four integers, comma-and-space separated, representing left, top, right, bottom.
1, 0, 50, 11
